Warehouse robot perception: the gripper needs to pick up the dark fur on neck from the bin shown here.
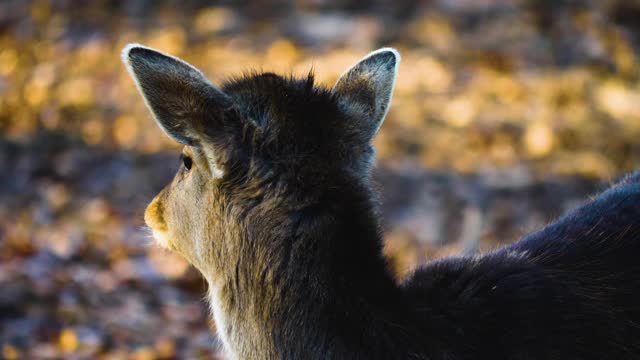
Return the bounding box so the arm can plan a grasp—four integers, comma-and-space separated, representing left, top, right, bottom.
209, 72, 640, 359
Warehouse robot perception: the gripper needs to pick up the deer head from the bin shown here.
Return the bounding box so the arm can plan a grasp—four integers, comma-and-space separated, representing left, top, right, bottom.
122, 44, 400, 357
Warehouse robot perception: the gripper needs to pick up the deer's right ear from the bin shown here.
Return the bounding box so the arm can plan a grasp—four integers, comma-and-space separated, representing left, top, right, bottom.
122, 44, 234, 146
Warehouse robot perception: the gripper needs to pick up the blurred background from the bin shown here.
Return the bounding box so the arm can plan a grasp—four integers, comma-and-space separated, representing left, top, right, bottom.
1, 0, 640, 358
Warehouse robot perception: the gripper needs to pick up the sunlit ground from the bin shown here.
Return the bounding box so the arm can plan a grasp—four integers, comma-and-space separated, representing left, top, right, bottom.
1, 0, 639, 358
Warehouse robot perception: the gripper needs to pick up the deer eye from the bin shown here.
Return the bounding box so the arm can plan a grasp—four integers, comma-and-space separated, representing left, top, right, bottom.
181, 154, 192, 171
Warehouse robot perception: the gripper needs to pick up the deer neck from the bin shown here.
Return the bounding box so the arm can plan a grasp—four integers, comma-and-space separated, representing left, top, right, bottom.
205, 192, 405, 359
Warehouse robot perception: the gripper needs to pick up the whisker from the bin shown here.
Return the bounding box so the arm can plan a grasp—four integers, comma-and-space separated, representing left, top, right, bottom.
138, 225, 157, 247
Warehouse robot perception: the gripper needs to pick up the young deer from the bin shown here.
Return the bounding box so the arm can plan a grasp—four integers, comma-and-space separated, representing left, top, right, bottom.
123, 44, 640, 359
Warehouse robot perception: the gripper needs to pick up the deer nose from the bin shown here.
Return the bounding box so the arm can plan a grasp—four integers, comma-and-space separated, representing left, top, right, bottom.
144, 195, 168, 232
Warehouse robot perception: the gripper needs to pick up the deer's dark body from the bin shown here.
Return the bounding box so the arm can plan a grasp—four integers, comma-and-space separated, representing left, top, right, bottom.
404, 171, 640, 359
123, 44, 640, 359
247, 167, 640, 360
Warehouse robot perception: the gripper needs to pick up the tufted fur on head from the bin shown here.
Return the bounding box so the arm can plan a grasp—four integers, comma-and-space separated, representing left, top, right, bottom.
124, 44, 640, 360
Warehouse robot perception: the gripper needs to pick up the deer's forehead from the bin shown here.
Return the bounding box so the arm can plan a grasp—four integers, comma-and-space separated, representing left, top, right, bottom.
221, 73, 338, 125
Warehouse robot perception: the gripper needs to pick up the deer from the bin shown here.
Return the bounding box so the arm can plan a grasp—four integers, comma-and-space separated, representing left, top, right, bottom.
122, 44, 640, 359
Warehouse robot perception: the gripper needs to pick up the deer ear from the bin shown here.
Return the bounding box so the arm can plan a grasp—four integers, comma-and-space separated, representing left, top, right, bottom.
122, 44, 234, 146
332, 48, 400, 142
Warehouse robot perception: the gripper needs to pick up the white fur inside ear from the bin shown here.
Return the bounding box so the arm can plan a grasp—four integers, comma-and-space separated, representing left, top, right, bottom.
121, 43, 209, 81
120, 43, 220, 145
365, 48, 400, 135
121, 43, 150, 105
332, 47, 401, 137
361, 47, 401, 67
334, 47, 401, 89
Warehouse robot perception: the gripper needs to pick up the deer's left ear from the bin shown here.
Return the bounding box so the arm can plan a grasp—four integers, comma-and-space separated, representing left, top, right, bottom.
332, 48, 400, 142
121, 43, 236, 147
